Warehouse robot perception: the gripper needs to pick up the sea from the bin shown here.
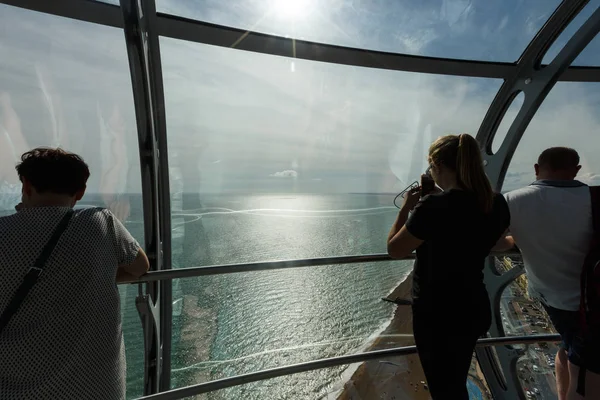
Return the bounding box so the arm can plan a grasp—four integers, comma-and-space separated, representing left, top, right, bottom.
111, 192, 411, 399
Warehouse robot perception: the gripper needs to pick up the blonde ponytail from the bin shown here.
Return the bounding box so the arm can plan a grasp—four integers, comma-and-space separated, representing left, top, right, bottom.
428, 133, 494, 213
456, 134, 493, 212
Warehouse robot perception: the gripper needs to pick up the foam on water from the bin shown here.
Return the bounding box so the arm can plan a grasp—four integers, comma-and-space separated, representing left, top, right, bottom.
117, 193, 406, 399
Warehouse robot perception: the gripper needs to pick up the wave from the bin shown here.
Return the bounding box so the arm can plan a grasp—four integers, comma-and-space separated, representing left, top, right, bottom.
326, 271, 412, 399
172, 206, 397, 219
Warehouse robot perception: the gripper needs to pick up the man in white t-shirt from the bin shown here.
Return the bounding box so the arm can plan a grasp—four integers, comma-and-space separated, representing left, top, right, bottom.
495, 147, 599, 399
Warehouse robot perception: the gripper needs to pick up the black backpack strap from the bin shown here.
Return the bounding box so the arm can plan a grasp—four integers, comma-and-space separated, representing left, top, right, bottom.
0, 209, 74, 335
576, 186, 600, 396
590, 186, 600, 234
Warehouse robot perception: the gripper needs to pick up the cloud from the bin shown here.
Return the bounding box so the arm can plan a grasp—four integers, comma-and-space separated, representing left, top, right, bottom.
270, 170, 298, 178
2, 3, 600, 195
578, 173, 600, 185
156, 0, 558, 62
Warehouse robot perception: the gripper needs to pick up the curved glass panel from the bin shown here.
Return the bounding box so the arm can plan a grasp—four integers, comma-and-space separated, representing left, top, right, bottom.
170, 264, 413, 397
162, 37, 501, 266
496, 257, 559, 399
502, 83, 597, 400
170, 271, 493, 399
0, 5, 144, 398
576, 34, 600, 66
163, 36, 502, 397
163, 38, 503, 263
156, 0, 560, 62
503, 82, 600, 192
542, 0, 600, 66
491, 91, 524, 154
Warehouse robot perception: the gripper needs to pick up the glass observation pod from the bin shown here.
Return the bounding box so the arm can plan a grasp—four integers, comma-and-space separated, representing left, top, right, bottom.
1, 0, 600, 398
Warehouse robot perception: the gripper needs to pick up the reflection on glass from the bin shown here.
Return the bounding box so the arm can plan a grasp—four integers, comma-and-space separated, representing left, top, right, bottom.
162, 36, 501, 262
0, 5, 144, 399
162, 36, 501, 397
157, 0, 560, 62
503, 82, 600, 192
542, 0, 600, 66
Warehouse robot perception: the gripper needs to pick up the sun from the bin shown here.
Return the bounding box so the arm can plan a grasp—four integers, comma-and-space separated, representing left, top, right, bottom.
272, 0, 311, 18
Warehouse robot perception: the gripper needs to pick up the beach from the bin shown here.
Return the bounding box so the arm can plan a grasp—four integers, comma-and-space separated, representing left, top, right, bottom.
336, 272, 492, 400
336, 272, 431, 400
176, 294, 218, 400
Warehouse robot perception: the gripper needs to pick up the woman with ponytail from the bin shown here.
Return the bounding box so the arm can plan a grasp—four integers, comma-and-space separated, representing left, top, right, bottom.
387, 133, 510, 399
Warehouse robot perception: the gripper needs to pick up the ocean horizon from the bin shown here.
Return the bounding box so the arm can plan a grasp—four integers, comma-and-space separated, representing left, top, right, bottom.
0, 191, 411, 398
111, 192, 411, 399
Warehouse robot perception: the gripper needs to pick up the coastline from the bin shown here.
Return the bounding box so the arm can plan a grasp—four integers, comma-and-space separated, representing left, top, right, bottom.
334, 267, 499, 400
336, 271, 432, 399
176, 294, 218, 400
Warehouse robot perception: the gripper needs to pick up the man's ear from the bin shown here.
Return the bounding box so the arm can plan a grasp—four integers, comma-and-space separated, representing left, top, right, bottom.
22, 178, 33, 196
74, 186, 86, 201
534, 163, 540, 176
576, 165, 582, 175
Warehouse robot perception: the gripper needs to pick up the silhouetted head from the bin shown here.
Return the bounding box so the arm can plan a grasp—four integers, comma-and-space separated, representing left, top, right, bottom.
534, 147, 581, 181
16, 147, 89, 208
428, 133, 493, 212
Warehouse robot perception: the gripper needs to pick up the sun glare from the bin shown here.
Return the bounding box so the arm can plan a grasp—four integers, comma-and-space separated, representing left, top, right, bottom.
272, 0, 311, 18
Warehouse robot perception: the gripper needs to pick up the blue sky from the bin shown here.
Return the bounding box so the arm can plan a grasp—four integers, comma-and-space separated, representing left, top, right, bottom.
157, 0, 559, 61
0, 0, 599, 202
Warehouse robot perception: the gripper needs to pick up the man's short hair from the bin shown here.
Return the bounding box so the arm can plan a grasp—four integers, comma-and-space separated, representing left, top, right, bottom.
537, 147, 580, 171
16, 147, 90, 196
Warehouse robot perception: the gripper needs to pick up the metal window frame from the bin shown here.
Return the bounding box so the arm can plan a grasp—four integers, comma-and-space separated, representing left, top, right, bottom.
474, 1, 600, 399
116, 251, 519, 284
142, 0, 174, 391
3, 0, 600, 82
1, 0, 599, 398
119, 0, 161, 394
134, 334, 561, 400
119, 0, 172, 394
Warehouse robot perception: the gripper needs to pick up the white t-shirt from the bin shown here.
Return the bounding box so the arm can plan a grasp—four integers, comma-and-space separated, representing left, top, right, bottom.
505, 180, 593, 311
0, 207, 140, 400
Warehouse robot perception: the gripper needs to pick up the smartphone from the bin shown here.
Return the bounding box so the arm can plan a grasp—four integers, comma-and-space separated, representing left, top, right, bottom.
420, 174, 435, 197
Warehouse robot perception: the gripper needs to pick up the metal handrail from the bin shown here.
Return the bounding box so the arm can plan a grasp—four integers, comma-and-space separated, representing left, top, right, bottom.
135, 333, 559, 400
125, 251, 520, 283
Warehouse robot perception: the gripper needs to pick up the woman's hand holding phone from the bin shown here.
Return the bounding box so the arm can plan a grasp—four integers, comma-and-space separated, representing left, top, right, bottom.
420, 174, 436, 197
402, 187, 421, 211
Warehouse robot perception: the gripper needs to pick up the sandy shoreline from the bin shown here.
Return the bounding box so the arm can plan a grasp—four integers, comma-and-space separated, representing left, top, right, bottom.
335, 271, 496, 400
176, 273, 493, 400
177, 294, 218, 400
336, 272, 432, 400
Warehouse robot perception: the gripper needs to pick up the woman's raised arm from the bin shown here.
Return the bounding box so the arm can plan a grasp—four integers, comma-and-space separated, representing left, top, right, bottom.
387, 187, 425, 259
